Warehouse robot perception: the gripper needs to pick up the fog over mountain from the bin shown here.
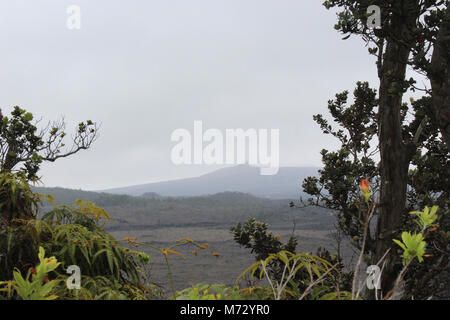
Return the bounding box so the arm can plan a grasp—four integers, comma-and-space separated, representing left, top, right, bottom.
98, 165, 318, 199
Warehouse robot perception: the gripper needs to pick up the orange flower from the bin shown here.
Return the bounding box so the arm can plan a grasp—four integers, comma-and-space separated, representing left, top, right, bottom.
212, 252, 220, 258
161, 248, 185, 260
161, 249, 168, 259
360, 179, 372, 201
360, 179, 370, 194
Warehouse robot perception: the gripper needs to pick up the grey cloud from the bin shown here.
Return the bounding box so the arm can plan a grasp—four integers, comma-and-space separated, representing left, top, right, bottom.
0, 0, 380, 190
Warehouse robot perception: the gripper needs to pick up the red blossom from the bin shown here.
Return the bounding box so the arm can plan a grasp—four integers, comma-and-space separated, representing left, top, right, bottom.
360, 179, 370, 194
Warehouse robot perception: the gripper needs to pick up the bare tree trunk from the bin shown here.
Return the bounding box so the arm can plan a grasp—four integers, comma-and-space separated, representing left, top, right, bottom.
373, 1, 420, 294
430, 5, 450, 149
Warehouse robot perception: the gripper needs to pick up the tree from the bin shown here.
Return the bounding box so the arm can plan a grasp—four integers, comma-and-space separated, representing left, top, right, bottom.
231, 218, 352, 298
0, 106, 99, 180
319, 0, 449, 294
430, 5, 450, 148
303, 82, 449, 298
302, 82, 379, 253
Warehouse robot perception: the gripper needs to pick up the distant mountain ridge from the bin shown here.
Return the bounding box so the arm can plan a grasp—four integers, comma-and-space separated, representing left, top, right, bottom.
31, 187, 281, 208
31, 187, 333, 233
98, 165, 318, 199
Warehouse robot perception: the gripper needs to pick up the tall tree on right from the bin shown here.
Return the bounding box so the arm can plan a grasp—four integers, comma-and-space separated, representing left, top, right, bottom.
304, 1, 449, 296
430, 4, 450, 148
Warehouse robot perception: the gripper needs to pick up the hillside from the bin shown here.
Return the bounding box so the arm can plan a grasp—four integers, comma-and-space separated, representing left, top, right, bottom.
98, 165, 319, 199
32, 186, 339, 291
33, 187, 333, 231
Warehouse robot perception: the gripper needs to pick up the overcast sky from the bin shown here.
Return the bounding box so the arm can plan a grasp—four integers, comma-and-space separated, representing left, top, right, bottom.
0, 0, 382, 190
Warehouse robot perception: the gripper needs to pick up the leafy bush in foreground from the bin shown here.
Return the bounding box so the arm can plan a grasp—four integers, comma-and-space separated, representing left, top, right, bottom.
0, 172, 151, 300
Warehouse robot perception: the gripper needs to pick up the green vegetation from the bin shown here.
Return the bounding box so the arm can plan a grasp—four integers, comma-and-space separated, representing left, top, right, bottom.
0, 126, 446, 300
175, 283, 243, 300
1, 0, 449, 301
0, 172, 152, 300
298, 0, 449, 299
0, 106, 98, 180
8, 246, 60, 300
